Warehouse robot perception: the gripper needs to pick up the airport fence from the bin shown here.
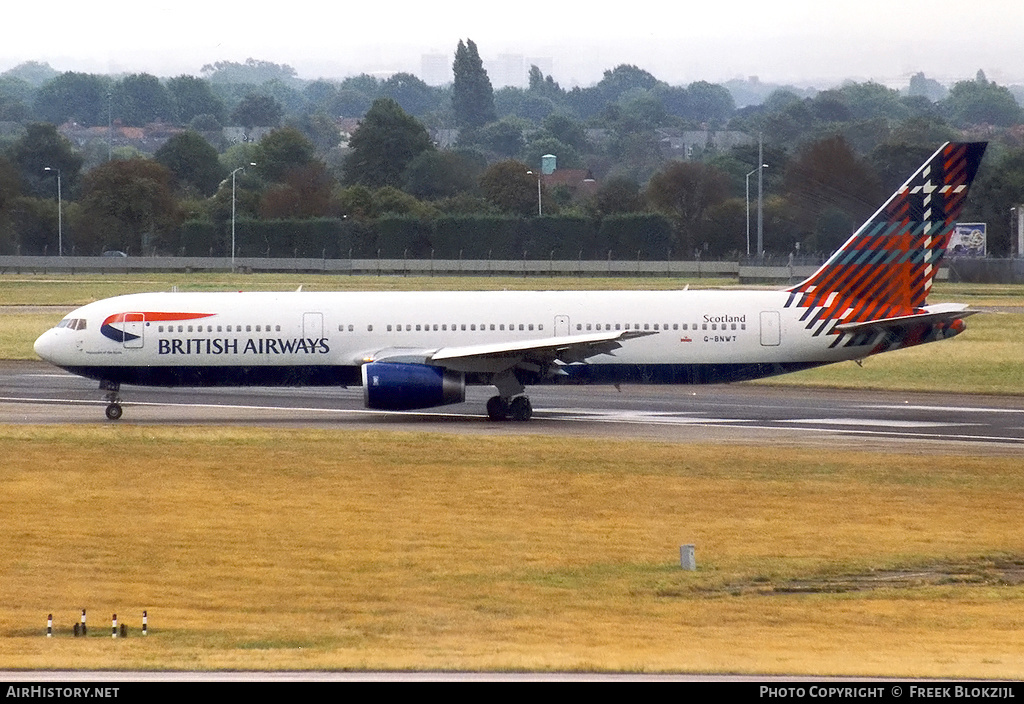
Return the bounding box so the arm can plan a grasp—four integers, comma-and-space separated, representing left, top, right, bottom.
1, 255, 1022, 283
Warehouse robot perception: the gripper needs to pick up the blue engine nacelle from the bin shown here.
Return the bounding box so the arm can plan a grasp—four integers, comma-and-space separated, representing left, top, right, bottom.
361, 362, 466, 410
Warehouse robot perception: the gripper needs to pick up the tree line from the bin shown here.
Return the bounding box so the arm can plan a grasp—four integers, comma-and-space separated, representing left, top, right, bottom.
2, 46, 1024, 259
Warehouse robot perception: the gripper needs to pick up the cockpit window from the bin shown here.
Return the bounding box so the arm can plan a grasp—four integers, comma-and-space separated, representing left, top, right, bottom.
58, 318, 87, 330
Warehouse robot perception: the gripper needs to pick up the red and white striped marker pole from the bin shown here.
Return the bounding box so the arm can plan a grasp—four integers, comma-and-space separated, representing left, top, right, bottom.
111, 613, 117, 639
46, 614, 52, 637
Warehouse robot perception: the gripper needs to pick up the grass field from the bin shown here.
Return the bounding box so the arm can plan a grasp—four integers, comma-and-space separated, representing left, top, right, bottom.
1, 426, 1023, 677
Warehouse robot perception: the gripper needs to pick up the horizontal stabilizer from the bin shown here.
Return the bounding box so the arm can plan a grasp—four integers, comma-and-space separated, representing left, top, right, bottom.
833, 305, 977, 334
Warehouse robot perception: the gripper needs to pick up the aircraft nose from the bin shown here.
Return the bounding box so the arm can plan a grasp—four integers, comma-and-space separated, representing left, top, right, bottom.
34, 329, 58, 362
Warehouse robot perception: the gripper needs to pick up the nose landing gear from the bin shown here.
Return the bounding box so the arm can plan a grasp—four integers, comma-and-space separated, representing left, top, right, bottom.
100, 380, 122, 421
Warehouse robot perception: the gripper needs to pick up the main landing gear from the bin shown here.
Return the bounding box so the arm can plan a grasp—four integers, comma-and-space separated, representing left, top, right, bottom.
486, 370, 532, 421
100, 380, 123, 421
486, 394, 532, 422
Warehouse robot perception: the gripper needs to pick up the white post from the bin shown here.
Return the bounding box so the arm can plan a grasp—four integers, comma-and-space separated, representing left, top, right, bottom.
680, 544, 696, 570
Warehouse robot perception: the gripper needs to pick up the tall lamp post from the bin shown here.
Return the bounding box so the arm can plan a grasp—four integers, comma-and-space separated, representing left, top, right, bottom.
43, 167, 62, 257
745, 163, 768, 257
230, 163, 256, 271
526, 170, 542, 216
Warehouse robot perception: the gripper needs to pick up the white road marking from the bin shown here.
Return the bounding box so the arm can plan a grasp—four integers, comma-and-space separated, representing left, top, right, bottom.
782, 418, 970, 429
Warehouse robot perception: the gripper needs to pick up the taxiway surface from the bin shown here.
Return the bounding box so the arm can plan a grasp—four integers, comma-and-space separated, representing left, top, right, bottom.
1, 361, 1022, 453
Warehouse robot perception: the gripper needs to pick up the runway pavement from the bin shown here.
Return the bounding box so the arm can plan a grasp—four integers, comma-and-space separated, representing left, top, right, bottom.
1, 360, 1022, 453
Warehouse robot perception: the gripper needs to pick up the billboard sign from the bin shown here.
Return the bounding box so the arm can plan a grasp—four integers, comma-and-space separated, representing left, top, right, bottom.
949, 222, 986, 258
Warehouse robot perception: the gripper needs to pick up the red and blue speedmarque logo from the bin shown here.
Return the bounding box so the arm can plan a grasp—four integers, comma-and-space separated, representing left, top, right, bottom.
101, 312, 215, 342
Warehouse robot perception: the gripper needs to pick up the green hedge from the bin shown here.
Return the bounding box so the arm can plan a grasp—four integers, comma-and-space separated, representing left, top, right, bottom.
174, 213, 676, 260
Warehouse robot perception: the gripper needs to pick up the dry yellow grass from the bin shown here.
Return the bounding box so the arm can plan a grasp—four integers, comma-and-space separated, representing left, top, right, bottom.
1, 425, 1023, 677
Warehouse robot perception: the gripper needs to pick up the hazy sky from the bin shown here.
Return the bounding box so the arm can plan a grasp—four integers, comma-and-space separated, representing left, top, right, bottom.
5, 0, 1023, 88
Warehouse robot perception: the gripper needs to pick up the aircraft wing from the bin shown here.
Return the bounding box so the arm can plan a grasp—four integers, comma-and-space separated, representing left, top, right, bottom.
833, 304, 978, 334
364, 330, 655, 375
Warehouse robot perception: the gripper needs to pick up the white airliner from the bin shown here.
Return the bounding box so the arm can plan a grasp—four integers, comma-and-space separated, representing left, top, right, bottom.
34, 142, 986, 422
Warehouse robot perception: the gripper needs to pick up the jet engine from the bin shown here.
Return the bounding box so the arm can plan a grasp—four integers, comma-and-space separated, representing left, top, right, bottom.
361, 362, 465, 410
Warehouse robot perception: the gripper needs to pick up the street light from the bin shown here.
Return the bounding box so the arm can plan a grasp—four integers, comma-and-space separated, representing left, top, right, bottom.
745, 164, 768, 257
43, 167, 62, 257
230, 163, 256, 270
526, 170, 542, 216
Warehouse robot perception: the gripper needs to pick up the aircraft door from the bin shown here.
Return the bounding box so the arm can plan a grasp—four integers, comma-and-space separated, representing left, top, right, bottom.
123, 313, 145, 349
760, 311, 781, 346
554, 315, 570, 336
303, 312, 324, 340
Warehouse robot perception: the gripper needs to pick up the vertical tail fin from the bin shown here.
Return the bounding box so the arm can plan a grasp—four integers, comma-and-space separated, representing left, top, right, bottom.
785, 142, 986, 332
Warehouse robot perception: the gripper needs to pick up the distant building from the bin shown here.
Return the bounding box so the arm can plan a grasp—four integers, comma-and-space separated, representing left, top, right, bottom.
488, 54, 526, 88
657, 129, 756, 160
542, 168, 599, 202
420, 54, 450, 86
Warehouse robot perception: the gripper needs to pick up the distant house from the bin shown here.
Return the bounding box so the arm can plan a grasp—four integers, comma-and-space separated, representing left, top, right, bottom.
541, 169, 599, 201
658, 129, 756, 159
58, 120, 184, 154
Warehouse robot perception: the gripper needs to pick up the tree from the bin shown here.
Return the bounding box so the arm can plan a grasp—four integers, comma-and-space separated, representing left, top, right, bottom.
167, 75, 226, 126
381, 72, 438, 117
9, 122, 84, 197
660, 81, 735, 124
783, 136, 882, 253
230, 94, 284, 130
75, 158, 180, 254
154, 131, 225, 196
3, 61, 58, 87
343, 98, 433, 188
200, 59, 299, 86
111, 73, 176, 126
452, 39, 496, 129
941, 74, 1024, 127
259, 161, 337, 219
645, 160, 731, 254
0, 75, 33, 121
907, 72, 947, 102
478, 119, 526, 158
33, 71, 110, 126
592, 176, 643, 216
0, 156, 23, 253
403, 150, 481, 200
254, 127, 316, 182
480, 159, 542, 216
528, 65, 563, 99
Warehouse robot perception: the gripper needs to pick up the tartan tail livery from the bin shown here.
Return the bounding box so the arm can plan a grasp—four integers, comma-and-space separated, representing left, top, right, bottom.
785, 141, 987, 353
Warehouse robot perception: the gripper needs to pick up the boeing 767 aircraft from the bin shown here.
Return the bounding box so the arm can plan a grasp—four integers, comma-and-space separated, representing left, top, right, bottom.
34, 141, 986, 422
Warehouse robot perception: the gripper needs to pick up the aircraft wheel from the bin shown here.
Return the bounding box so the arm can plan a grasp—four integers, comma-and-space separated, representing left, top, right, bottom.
509, 396, 532, 422
105, 403, 123, 421
486, 395, 509, 421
